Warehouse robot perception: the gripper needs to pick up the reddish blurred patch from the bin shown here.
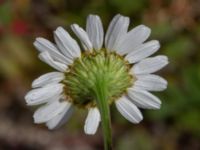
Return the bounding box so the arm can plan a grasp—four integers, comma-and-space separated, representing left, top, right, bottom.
0, 26, 4, 35
0, 0, 5, 5
10, 19, 29, 36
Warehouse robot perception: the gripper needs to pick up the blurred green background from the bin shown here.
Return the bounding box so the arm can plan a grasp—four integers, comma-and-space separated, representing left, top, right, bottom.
0, 0, 200, 150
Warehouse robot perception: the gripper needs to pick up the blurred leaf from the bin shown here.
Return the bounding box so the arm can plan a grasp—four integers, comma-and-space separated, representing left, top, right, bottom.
177, 109, 200, 135
151, 22, 174, 39
0, 1, 12, 25
110, 0, 146, 14
182, 65, 200, 105
163, 36, 194, 64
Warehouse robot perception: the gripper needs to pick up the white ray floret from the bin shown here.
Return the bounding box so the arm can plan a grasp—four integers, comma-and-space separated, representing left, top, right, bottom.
25, 84, 63, 106
125, 40, 160, 63
46, 101, 74, 129
84, 107, 101, 135
86, 15, 104, 51
105, 14, 130, 51
71, 24, 93, 51
134, 74, 167, 91
39, 51, 68, 72
54, 27, 81, 59
32, 72, 64, 88
116, 25, 151, 55
128, 87, 161, 109
131, 55, 169, 75
34, 38, 72, 65
115, 96, 143, 123
33, 100, 68, 123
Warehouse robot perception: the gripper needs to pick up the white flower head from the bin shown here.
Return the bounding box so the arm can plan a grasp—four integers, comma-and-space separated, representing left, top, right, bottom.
25, 14, 168, 135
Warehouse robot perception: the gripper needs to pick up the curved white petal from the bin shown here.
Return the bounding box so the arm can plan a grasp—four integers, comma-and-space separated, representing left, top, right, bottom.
25, 83, 63, 105
131, 55, 168, 75
105, 14, 130, 52
71, 24, 93, 51
32, 72, 64, 88
54, 27, 81, 59
34, 38, 72, 65
86, 15, 104, 51
33, 100, 68, 124
46, 101, 74, 130
117, 25, 151, 55
105, 14, 121, 47
39, 51, 68, 72
84, 107, 101, 135
115, 96, 143, 123
134, 74, 167, 91
125, 40, 160, 63
128, 88, 161, 109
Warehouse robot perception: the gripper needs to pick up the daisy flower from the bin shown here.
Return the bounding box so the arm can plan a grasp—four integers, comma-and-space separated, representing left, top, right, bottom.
25, 14, 168, 137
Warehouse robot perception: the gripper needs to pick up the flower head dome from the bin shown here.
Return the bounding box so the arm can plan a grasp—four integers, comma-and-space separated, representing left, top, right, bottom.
25, 14, 168, 135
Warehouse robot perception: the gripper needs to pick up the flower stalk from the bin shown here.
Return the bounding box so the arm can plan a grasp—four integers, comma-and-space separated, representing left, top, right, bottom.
94, 74, 113, 150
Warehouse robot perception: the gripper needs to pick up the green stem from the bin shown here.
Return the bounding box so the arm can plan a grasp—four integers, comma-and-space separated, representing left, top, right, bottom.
94, 76, 113, 150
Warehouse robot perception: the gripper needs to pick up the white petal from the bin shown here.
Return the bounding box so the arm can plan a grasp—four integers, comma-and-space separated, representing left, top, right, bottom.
25, 84, 63, 105
115, 96, 143, 123
125, 40, 160, 63
86, 15, 104, 51
84, 107, 101, 135
33, 100, 68, 123
32, 72, 64, 88
39, 51, 68, 72
131, 55, 168, 75
46, 101, 74, 129
71, 24, 93, 51
134, 74, 167, 91
54, 27, 81, 59
117, 25, 151, 55
105, 14, 130, 52
105, 14, 121, 47
128, 88, 161, 109
34, 38, 72, 65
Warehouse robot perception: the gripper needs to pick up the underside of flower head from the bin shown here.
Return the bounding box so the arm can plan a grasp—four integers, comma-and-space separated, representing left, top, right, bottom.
63, 50, 134, 108
25, 14, 168, 135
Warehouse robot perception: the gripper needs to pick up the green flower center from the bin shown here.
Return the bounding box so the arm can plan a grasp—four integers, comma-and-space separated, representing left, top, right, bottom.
62, 50, 134, 108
